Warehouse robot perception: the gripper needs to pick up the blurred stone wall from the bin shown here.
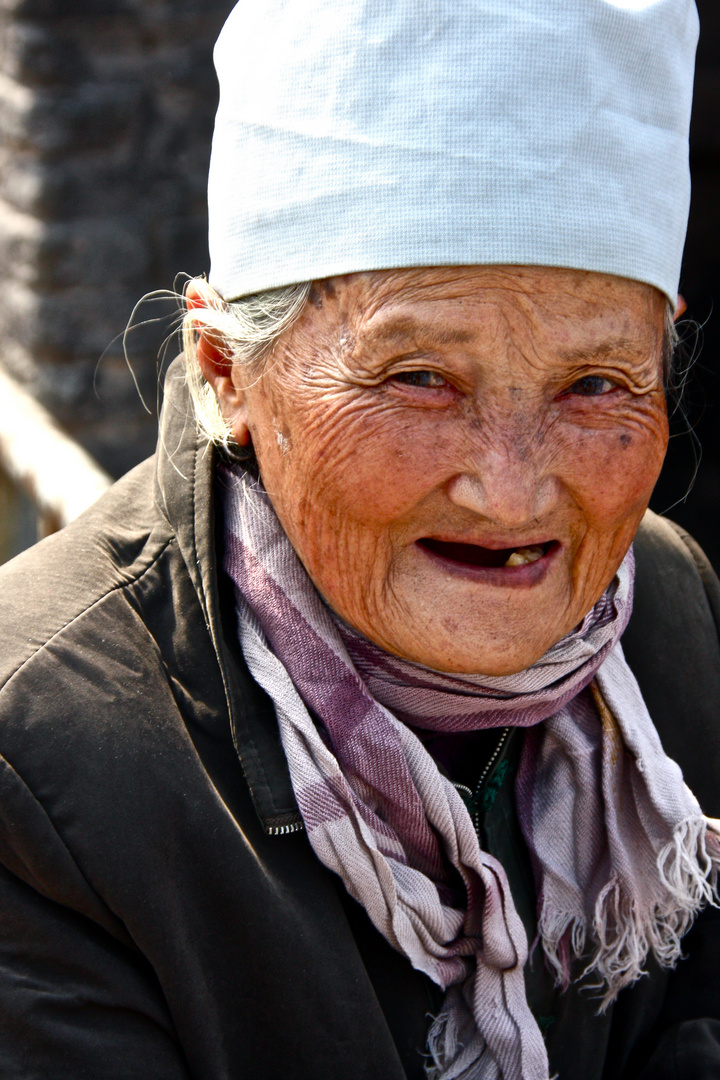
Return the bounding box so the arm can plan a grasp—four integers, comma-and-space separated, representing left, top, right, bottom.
0, 0, 233, 478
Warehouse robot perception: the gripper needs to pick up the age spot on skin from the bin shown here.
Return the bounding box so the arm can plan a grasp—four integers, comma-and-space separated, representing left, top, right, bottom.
619, 433, 632, 447
309, 285, 324, 309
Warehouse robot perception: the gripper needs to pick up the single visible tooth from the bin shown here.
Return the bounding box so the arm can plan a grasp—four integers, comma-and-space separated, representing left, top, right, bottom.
504, 545, 544, 567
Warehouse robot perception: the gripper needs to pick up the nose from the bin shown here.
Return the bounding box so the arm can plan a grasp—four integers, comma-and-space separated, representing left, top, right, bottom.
447, 440, 560, 530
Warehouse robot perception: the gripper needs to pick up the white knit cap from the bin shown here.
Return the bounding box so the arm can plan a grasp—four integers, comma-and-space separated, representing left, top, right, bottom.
208, 0, 698, 304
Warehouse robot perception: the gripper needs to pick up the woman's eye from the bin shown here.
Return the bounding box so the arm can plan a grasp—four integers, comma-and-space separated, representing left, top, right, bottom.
392, 370, 447, 389
567, 375, 616, 396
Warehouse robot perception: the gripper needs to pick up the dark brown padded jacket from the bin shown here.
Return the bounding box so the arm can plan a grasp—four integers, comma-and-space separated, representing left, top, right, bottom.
0, 360, 719, 1080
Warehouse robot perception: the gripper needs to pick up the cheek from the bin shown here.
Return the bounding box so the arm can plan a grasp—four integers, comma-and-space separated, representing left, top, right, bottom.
559, 398, 668, 532
270, 396, 457, 528
248, 396, 449, 615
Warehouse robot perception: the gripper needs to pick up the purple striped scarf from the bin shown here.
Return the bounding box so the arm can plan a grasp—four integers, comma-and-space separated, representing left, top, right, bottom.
219, 464, 720, 1080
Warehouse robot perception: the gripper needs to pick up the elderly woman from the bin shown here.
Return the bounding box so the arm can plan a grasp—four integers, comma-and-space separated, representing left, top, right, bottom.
0, 1, 719, 1078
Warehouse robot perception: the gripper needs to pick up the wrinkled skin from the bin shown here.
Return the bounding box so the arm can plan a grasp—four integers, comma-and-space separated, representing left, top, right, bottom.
193, 266, 669, 675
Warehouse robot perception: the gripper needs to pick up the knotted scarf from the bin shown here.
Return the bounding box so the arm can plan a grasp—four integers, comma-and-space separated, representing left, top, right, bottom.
219, 463, 720, 1080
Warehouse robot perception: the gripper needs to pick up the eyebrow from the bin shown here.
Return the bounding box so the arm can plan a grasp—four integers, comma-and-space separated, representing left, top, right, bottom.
359, 317, 475, 349
555, 339, 649, 365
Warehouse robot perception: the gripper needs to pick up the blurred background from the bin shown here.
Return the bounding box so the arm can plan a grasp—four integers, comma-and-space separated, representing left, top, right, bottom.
0, 0, 718, 566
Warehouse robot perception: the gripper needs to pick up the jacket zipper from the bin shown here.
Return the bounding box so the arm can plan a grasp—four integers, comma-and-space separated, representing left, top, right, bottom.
452, 726, 511, 835
269, 730, 512, 839
266, 820, 305, 837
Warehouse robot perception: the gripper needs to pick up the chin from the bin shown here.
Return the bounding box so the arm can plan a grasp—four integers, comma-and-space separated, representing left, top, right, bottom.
392, 631, 553, 677
385, 599, 574, 677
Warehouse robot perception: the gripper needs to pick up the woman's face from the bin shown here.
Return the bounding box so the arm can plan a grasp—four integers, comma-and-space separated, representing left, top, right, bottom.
208, 266, 668, 675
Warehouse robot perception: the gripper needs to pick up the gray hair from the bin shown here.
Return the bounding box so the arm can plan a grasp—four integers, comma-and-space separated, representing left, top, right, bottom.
663, 300, 680, 385
181, 278, 679, 447
181, 278, 312, 447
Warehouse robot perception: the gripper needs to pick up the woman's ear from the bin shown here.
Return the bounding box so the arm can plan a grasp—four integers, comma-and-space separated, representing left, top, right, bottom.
185, 280, 252, 446
673, 294, 687, 321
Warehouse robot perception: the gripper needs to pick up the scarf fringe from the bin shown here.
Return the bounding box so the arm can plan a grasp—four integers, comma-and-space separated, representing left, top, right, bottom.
425, 1005, 499, 1080
539, 815, 720, 1010
426, 1008, 462, 1080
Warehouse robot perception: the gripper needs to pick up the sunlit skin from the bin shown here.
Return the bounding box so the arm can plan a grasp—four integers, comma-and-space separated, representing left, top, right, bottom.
190, 266, 669, 675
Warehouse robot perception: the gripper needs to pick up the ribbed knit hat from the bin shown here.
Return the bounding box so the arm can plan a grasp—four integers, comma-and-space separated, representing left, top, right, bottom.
208, 0, 699, 303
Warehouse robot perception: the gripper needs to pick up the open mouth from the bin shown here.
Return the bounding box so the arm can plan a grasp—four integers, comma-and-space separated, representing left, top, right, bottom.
417, 538, 558, 569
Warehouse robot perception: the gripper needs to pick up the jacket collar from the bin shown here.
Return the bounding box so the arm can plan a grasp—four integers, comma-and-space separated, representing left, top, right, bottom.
154, 357, 302, 833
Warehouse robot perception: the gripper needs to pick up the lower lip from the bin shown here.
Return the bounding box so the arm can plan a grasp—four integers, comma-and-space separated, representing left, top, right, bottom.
416, 541, 560, 588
